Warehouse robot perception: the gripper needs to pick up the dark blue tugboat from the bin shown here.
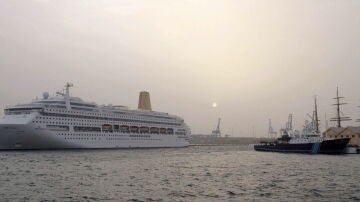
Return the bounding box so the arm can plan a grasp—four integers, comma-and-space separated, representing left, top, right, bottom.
254, 134, 350, 154
255, 97, 350, 154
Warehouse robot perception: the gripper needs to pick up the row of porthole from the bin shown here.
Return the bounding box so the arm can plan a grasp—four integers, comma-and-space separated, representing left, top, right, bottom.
65, 137, 95, 140
34, 120, 173, 129
39, 116, 158, 122
46, 109, 174, 122
57, 133, 106, 137
37, 117, 151, 124
41, 114, 179, 126
58, 133, 164, 137
48, 106, 170, 118
63, 137, 157, 141
330, 135, 357, 138
107, 138, 156, 141
47, 108, 171, 120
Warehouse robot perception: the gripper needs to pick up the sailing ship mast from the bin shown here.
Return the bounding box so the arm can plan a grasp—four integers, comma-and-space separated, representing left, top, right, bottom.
314, 96, 320, 134
330, 86, 351, 128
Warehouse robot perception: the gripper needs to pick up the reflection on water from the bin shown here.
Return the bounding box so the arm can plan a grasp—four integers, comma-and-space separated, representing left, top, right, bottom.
0, 146, 359, 201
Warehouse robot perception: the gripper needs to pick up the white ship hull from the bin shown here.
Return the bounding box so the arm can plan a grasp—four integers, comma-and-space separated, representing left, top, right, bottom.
0, 123, 189, 150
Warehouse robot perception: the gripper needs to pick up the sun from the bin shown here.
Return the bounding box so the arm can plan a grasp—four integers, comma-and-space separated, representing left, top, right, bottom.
212, 102, 217, 108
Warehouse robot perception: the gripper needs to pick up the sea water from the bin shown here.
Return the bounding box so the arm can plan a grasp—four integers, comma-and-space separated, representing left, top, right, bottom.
0, 146, 359, 201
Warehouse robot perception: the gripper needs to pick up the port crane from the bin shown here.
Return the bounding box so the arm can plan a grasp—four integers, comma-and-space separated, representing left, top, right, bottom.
211, 118, 222, 137
268, 119, 277, 138
280, 114, 294, 136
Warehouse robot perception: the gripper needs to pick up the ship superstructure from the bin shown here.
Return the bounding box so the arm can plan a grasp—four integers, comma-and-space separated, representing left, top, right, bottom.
0, 83, 190, 149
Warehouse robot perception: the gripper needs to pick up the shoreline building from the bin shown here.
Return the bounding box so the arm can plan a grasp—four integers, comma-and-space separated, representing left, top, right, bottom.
323, 127, 360, 146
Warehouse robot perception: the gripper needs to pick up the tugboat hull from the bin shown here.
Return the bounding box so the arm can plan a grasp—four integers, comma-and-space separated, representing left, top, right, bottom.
254, 138, 350, 154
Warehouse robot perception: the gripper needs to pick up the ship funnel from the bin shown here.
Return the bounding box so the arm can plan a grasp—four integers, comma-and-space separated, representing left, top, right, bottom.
138, 91, 152, 110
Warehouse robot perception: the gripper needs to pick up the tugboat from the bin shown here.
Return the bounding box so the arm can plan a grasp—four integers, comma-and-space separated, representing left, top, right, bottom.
254, 97, 350, 154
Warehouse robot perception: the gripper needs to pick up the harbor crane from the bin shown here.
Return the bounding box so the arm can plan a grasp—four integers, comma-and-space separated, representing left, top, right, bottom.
268, 119, 277, 138
211, 118, 222, 137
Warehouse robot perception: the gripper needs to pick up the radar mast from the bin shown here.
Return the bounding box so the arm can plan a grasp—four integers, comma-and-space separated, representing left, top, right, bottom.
65, 82, 73, 110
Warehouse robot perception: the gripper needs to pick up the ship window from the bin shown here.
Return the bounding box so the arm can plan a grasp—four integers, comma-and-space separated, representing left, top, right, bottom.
47, 125, 69, 131
102, 124, 113, 132
74, 126, 101, 132
160, 128, 166, 134
140, 127, 149, 134
167, 128, 174, 134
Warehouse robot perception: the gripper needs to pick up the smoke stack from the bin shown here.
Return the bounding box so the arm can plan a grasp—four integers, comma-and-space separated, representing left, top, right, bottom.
138, 91, 152, 110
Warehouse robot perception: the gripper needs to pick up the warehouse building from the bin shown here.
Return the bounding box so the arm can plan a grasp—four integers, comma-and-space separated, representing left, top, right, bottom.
323, 127, 360, 146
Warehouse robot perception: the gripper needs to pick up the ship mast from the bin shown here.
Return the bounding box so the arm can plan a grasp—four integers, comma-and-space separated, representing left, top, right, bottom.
268, 119, 273, 138
314, 96, 320, 133
325, 113, 329, 130
357, 105, 360, 123
330, 86, 351, 128
286, 114, 293, 131
65, 82, 73, 110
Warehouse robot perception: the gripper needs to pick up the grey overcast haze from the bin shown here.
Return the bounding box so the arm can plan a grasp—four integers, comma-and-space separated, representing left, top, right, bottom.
0, 0, 360, 137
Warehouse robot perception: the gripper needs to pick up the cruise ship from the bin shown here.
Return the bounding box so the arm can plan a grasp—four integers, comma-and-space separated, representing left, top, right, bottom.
0, 83, 190, 149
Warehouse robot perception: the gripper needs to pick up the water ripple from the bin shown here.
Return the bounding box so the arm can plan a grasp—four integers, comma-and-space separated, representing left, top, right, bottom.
0, 146, 359, 201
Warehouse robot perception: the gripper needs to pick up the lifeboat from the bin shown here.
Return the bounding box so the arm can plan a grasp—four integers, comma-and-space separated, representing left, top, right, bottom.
120, 125, 129, 132
160, 128, 166, 134
150, 127, 159, 134
102, 124, 113, 132
130, 126, 139, 133
140, 126, 149, 133
167, 128, 174, 134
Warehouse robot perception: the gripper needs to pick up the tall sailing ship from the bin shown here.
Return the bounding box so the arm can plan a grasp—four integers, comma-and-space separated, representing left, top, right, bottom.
0, 83, 190, 149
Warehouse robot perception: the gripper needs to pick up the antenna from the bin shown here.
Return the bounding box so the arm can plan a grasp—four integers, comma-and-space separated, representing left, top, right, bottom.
330, 86, 351, 127
325, 113, 329, 130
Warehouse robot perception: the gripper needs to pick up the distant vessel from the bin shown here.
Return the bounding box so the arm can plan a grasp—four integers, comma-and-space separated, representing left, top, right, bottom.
0, 83, 190, 149
254, 97, 350, 154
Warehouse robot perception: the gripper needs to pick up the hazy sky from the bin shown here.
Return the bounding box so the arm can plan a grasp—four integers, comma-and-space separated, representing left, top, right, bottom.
0, 0, 360, 137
